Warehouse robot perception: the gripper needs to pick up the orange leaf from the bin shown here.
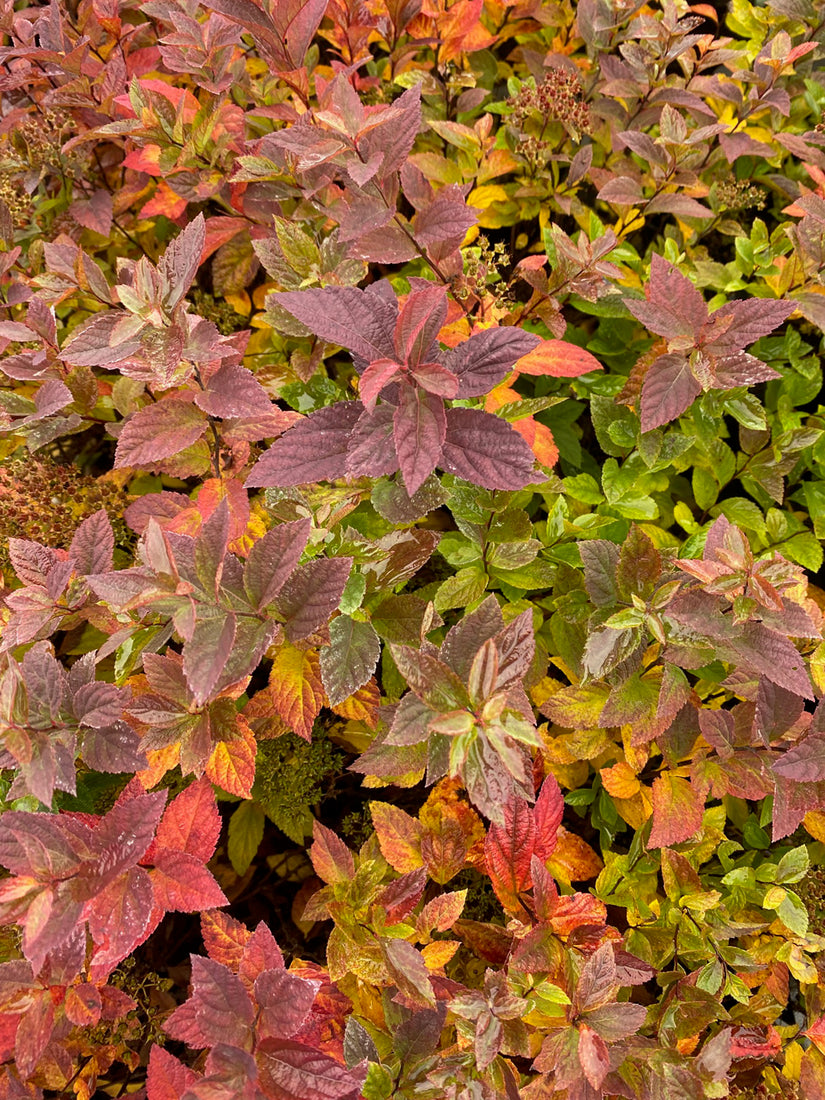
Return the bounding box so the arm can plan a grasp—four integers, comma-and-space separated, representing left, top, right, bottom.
330, 677, 381, 729
514, 339, 602, 378
138, 744, 180, 789
370, 801, 424, 873
141, 179, 187, 220
513, 417, 559, 468
548, 892, 607, 937
207, 724, 256, 798
123, 144, 164, 176
600, 762, 641, 801
419, 778, 486, 883
201, 910, 251, 972
546, 827, 603, 883
268, 643, 325, 741
647, 773, 704, 849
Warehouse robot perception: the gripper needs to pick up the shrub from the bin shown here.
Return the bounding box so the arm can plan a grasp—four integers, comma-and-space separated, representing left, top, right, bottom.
0, 0, 824, 1097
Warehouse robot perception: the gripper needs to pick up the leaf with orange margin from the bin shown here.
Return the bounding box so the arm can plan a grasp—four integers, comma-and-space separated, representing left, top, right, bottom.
370, 801, 424, 873
514, 340, 602, 378
546, 827, 603, 883
206, 722, 256, 797
484, 383, 558, 467
419, 777, 486, 883
201, 910, 251, 973
123, 145, 164, 176
331, 677, 381, 729
268, 643, 325, 741
138, 744, 180, 790
647, 773, 703, 848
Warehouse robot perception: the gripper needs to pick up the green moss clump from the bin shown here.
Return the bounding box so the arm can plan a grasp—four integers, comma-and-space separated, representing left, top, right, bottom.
252, 731, 344, 845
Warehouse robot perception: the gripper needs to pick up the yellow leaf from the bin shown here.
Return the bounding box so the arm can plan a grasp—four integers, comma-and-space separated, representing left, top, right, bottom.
421, 940, 460, 971
138, 744, 179, 789
207, 724, 256, 798
804, 811, 825, 844
268, 644, 325, 741
370, 801, 424, 873
600, 761, 641, 800
546, 827, 603, 884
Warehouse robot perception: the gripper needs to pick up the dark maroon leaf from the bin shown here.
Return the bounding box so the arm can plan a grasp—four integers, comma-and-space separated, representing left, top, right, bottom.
393, 385, 446, 496
245, 403, 362, 487
441, 408, 536, 489
443, 328, 541, 398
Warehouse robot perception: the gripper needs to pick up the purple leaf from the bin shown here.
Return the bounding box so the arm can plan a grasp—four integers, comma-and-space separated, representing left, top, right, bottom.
159, 212, 206, 311
245, 403, 362, 487
626, 253, 707, 341
114, 400, 207, 468
275, 557, 353, 641
273, 287, 397, 363
441, 408, 536, 489
346, 404, 400, 477
393, 386, 446, 496
414, 187, 478, 251
393, 285, 447, 367
183, 612, 238, 705
443, 328, 541, 398
707, 298, 794, 352
243, 518, 312, 612
359, 359, 401, 410
774, 735, 825, 782
195, 363, 272, 418
639, 354, 702, 431
69, 509, 114, 575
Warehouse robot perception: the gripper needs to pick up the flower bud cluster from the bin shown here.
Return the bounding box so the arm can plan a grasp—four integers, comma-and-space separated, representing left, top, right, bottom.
0, 457, 128, 572
453, 235, 513, 308
507, 70, 592, 136
714, 179, 767, 213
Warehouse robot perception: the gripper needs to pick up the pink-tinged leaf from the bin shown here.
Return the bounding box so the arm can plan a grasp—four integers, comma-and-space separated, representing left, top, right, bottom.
708, 298, 794, 351
179, 955, 254, 1050
279, 0, 329, 68
276, 557, 353, 642
61, 311, 142, 367
14, 994, 54, 1081
243, 517, 312, 612
578, 1024, 611, 1089
410, 361, 459, 398
245, 403, 362, 487
205, 0, 289, 69
159, 213, 206, 311
86, 866, 155, 976
647, 774, 704, 848
273, 287, 396, 363
383, 937, 436, 1007
414, 188, 478, 250
151, 850, 228, 912
64, 982, 102, 1027
533, 775, 564, 862
419, 889, 466, 933
514, 340, 602, 378
183, 612, 237, 706
628, 253, 708, 340
441, 408, 536, 490
393, 385, 446, 496
360, 84, 422, 179
359, 359, 401, 410
239, 921, 284, 982
147, 1045, 199, 1100
644, 194, 712, 217
576, 943, 617, 1012
346, 405, 399, 477
774, 735, 825, 782
310, 822, 355, 885
194, 500, 230, 599
732, 624, 814, 699
597, 176, 645, 205
69, 509, 114, 575
255, 968, 320, 1040
154, 777, 221, 862
444, 328, 541, 398
85, 789, 167, 892
485, 797, 535, 911
69, 189, 113, 236
493, 609, 535, 690
114, 400, 206, 469
586, 1002, 647, 1041
394, 285, 447, 367
639, 353, 702, 431
320, 616, 380, 706
375, 865, 427, 924
256, 1038, 367, 1100
195, 363, 272, 419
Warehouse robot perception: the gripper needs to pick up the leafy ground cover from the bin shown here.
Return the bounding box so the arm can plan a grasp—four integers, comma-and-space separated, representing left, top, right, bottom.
2, 0, 825, 1096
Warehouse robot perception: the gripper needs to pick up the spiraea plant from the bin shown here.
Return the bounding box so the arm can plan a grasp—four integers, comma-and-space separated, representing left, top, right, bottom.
1, 0, 825, 1097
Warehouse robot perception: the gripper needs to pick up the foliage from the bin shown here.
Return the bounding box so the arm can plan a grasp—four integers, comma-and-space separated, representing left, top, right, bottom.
2, 0, 825, 1097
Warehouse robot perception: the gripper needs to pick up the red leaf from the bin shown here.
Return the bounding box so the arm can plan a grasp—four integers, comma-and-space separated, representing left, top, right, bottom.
151, 850, 227, 912
255, 968, 320, 1041
243, 517, 312, 612
310, 822, 355, 885
154, 777, 221, 863
147, 1045, 199, 1100
533, 775, 564, 862
169, 955, 254, 1050
485, 796, 535, 911
639, 353, 702, 431
256, 1038, 367, 1100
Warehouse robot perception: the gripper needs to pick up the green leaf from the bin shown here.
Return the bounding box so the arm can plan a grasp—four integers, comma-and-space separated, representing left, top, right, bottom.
227, 800, 265, 875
